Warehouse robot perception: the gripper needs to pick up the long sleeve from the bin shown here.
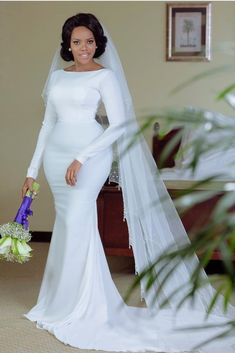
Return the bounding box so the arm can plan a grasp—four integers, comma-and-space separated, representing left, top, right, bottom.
75, 70, 126, 164
26, 85, 57, 179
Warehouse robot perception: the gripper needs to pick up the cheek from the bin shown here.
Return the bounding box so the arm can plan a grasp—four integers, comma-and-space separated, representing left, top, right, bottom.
90, 45, 96, 52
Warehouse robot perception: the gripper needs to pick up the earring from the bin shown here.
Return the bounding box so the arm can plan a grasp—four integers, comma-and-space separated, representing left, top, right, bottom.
68, 48, 72, 51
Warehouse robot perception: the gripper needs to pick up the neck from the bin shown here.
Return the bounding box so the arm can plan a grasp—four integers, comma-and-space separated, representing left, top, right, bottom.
73, 60, 96, 71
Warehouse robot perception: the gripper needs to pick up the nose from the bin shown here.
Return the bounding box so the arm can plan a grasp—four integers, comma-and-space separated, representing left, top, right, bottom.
81, 42, 88, 50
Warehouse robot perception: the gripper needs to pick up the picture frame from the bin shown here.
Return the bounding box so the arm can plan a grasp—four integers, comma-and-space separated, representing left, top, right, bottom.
166, 2, 212, 62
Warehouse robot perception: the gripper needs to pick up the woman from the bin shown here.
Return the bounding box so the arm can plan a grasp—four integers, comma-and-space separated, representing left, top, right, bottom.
22, 13, 235, 352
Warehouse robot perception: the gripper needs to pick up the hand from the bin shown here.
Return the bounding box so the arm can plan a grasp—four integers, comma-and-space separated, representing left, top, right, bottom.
21, 177, 35, 199
65, 160, 82, 186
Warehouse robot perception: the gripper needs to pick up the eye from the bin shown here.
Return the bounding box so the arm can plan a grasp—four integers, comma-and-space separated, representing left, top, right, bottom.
73, 40, 79, 45
88, 39, 94, 44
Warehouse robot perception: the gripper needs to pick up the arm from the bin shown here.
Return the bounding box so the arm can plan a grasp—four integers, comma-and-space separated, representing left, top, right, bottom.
75, 70, 126, 164
26, 75, 57, 179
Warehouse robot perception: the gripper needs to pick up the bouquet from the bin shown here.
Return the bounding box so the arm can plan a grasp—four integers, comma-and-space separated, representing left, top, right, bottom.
0, 181, 40, 263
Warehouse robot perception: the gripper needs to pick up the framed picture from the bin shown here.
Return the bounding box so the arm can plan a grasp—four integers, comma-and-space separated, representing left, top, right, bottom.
166, 2, 212, 61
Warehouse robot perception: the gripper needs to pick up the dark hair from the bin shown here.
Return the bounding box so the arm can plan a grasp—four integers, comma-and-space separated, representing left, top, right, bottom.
60, 13, 107, 61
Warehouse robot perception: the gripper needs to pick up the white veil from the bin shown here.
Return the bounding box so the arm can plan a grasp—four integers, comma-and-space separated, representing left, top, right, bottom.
42, 22, 235, 319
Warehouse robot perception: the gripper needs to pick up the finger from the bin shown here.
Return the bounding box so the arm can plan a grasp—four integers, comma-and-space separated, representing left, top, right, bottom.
66, 170, 72, 186
68, 170, 73, 185
65, 171, 68, 184
70, 170, 77, 185
70, 175, 76, 186
72, 171, 77, 184
66, 169, 77, 186
65, 169, 70, 184
65, 174, 69, 185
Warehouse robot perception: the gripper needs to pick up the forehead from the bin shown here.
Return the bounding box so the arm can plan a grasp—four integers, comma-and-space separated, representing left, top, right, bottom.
71, 26, 94, 39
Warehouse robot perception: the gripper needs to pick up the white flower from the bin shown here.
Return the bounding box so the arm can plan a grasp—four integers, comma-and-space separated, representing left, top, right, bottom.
0, 236, 12, 254
16, 240, 32, 256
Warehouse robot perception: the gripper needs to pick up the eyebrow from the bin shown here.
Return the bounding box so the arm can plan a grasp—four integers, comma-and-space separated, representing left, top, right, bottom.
71, 37, 94, 40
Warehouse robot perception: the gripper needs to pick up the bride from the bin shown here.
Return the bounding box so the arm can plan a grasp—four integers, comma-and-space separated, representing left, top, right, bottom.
21, 12, 235, 353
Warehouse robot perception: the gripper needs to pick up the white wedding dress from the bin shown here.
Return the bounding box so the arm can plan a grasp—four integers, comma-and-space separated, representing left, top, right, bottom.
23, 68, 235, 353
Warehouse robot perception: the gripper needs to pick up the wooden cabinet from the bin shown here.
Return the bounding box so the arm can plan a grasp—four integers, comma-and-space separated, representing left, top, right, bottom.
97, 184, 233, 261
97, 184, 133, 257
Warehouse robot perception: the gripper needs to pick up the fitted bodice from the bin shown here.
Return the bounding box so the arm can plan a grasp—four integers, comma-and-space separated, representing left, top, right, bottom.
49, 69, 108, 123
26, 68, 126, 178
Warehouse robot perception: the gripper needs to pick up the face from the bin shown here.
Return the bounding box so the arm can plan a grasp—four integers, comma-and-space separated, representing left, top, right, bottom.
70, 26, 97, 64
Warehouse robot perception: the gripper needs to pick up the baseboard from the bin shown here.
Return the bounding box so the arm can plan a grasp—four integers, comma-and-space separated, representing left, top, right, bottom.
30, 231, 52, 242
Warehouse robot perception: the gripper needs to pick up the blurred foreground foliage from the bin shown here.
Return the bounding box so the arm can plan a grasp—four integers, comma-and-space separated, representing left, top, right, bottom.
125, 62, 235, 346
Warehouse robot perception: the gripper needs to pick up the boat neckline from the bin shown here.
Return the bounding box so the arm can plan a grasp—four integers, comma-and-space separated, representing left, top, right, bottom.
62, 67, 107, 73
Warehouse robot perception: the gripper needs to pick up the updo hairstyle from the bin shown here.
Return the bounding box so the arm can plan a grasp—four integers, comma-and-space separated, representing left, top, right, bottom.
60, 13, 107, 61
